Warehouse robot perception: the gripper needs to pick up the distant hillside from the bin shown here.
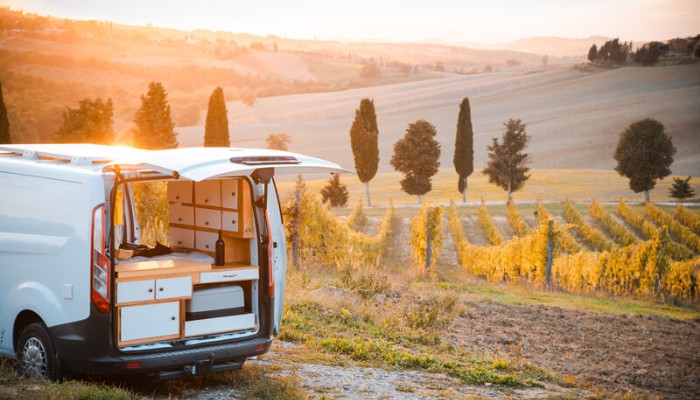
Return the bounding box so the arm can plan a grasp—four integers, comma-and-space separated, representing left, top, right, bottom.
0, 7, 583, 143
178, 63, 700, 177
490, 36, 611, 57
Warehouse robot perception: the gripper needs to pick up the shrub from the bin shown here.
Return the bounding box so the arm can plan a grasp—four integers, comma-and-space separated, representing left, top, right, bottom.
478, 201, 504, 245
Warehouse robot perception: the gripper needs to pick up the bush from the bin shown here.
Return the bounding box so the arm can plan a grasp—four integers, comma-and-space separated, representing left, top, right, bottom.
403, 291, 458, 330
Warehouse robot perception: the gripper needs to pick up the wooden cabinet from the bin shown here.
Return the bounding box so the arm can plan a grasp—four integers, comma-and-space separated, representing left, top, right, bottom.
168, 178, 254, 261
115, 260, 259, 346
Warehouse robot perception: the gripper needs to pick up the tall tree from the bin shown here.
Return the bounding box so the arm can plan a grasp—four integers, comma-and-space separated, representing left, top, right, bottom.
482, 118, 531, 202
204, 86, 230, 147
349, 98, 379, 207
320, 174, 349, 208
669, 177, 695, 204
52, 98, 114, 144
133, 82, 178, 149
614, 118, 675, 202
453, 97, 474, 203
0, 82, 9, 144
391, 119, 441, 204
587, 44, 598, 63
266, 132, 292, 150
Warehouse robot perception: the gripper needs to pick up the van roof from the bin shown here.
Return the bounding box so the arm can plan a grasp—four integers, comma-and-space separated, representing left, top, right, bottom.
0, 144, 350, 181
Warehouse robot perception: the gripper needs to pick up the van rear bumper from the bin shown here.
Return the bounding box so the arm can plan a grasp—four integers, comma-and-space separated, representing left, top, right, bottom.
58, 336, 272, 376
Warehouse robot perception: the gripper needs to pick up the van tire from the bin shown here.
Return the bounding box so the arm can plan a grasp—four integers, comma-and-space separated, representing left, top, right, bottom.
17, 322, 62, 381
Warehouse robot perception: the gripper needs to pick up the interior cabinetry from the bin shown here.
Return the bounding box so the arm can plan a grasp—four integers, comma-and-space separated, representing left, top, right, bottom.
167, 179, 254, 263
115, 261, 259, 346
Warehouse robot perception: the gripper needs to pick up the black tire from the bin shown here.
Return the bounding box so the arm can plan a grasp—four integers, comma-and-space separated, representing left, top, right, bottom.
16, 322, 62, 380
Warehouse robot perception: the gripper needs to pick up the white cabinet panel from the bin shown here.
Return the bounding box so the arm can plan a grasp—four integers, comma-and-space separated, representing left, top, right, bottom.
120, 302, 180, 342
195, 208, 222, 230
116, 280, 154, 304
169, 204, 194, 226
195, 230, 218, 252
184, 313, 256, 337
221, 179, 239, 209
155, 276, 192, 299
194, 180, 221, 207
222, 211, 239, 233
200, 267, 259, 284
167, 181, 192, 203
169, 227, 194, 248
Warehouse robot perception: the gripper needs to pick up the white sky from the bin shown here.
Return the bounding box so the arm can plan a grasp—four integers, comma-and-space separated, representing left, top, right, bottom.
3, 0, 698, 43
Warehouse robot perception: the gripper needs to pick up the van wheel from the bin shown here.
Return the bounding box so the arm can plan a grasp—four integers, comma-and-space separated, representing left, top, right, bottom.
17, 322, 62, 380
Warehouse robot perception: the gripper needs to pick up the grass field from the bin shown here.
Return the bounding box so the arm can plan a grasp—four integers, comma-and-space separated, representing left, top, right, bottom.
278, 168, 700, 207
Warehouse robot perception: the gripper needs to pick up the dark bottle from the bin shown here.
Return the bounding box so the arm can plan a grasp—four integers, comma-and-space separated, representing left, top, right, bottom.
215, 230, 225, 266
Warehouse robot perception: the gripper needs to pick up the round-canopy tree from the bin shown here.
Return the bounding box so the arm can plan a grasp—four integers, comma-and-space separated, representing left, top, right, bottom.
349, 98, 379, 207
614, 118, 676, 203
0, 82, 10, 144
453, 97, 474, 203
391, 119, 441, 204
53, 97, 114, 144
204, 86, 230, 147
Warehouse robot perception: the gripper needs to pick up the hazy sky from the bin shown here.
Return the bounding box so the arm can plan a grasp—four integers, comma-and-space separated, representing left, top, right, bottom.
3, 0, 698, 43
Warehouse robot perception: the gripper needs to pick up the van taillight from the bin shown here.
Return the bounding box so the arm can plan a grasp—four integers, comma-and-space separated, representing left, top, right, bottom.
265, 210, 274, 297
91, 205, 110, 314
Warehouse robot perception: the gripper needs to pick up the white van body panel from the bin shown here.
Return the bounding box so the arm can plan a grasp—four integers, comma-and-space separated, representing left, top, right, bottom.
0, 159, 105, 357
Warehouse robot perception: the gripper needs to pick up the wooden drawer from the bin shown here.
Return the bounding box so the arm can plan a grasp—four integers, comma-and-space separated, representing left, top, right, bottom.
120, 302, 180, 343
184, 313, 256, 337
221, 179, 239, 209
196, 208, 222, 230
117, 280, 154, 304
155, 276, 192, 300
222, 210, 239, 233
167, 181, 192, 203
195, 180, 220, 207
195, 230, 218, 252
169, 227, 194, 248
200, 267, 259, 284
169, 204, 194, 226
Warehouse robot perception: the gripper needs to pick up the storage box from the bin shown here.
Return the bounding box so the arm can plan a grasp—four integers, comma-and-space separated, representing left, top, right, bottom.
185, 285, 244, 321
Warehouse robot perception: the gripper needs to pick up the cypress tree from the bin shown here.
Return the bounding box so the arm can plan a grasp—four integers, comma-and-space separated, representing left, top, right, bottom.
133, 82, 178, 149
588, 44, 598, 63
349, 98, 379, 207
0, 82, 10, 144
204, 86, 230, 147
391, 119, 441, 204
453, 97, 474, 203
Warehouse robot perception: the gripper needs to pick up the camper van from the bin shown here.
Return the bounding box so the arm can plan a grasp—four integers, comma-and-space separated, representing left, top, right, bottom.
0, 144, 345, 380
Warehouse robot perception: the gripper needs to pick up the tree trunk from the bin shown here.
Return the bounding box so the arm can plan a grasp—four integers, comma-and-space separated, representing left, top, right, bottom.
645, 189, 650, 203
418, 194, 422, 205
365, 181, 372, 208
462, 177, 467, 203
507, 181, 512, 203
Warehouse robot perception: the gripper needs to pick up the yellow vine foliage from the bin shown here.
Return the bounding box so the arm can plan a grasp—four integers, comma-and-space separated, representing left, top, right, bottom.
478, 201, 504, 245
562, 200, 615, 251
283, 189, 393, 269
410, 204, 444, 269
449, 202, 550, 285
344, 201, 367, 232
662, 256, 700, 303
589, 199, 639, 247
507, 201, 530, 237
675, 205, 700, 236
617, 201, 693, 260
645, 203, 700, 253
535, 201, 581, 253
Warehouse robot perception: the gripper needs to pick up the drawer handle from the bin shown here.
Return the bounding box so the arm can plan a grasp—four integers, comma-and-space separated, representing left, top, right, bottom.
178, 217, 182, 222
231, 192, 235, 197
148, 288, 153, 293
222, 274, 238, 278
205, 244, 210, 249
232, 219, 236, 224
176, 195, 180, 200
178, 240, 182, 245
204, 199, 209, 203
159, 287, 164, 292
171, 316, 176, 321
205, 221, 209, 226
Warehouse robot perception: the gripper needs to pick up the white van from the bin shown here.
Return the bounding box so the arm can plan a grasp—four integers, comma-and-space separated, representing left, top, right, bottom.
0, 144, 345, 380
